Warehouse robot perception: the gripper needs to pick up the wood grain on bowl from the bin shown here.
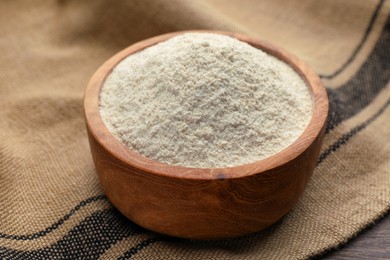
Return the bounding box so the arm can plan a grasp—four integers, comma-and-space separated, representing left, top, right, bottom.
84, 30, 328, 239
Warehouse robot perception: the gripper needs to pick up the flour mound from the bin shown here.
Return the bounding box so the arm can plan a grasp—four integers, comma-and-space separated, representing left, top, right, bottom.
100, 33, 312, 168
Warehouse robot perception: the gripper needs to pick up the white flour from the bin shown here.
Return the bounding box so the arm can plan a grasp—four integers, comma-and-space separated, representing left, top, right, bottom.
100, 33, 312, 168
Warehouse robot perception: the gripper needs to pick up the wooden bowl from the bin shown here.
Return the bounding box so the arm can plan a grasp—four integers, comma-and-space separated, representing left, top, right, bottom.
84, 30, 328, 239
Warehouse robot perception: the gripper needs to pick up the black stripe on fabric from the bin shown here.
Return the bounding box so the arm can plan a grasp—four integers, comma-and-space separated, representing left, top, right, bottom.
118, 238, 160, 260
319, 0, 385, 79
0, 208, 145, 260
325, 16, 390, 133
318, 98, 389, 164
0, 195, 107, 240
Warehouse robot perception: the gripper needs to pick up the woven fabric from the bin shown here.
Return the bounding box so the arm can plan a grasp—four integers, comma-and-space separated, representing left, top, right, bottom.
0, 0, 389, 259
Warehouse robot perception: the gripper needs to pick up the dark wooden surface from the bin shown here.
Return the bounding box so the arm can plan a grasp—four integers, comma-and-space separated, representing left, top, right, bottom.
84, 30, 329, 240
322, 212, 390, 259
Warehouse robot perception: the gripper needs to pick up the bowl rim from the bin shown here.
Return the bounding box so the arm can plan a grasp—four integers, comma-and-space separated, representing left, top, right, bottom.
84, 30, 328, 180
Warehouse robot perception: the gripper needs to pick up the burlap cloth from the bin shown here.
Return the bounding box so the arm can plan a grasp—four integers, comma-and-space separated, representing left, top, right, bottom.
1, 0, 389, 259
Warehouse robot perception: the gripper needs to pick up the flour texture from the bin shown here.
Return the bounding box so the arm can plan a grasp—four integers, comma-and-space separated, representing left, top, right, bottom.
100, 33, 312, 168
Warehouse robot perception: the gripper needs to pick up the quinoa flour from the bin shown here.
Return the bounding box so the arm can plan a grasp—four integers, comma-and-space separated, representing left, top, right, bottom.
99, 33, 313, 168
